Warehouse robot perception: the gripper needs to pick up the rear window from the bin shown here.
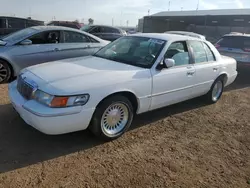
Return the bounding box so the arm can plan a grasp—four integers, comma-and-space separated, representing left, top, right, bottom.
217, 36, 250, 49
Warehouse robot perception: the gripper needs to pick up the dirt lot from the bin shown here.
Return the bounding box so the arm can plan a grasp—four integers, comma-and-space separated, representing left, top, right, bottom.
0, 65, 250, 188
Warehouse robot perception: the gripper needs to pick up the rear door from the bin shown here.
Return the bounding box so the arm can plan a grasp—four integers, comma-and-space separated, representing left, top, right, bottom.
188, 40, 220, 96
50, 30, 97, 60
216, 36, 250, 62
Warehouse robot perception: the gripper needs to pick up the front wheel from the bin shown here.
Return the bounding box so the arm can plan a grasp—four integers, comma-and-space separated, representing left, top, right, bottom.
89, 95, 134, 140
205, 77, 224, 104
0, 60, 11, 84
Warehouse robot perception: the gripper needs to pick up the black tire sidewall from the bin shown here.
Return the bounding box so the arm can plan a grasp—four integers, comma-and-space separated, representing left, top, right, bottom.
0, 60, 11, 84
90, 95, 134, 140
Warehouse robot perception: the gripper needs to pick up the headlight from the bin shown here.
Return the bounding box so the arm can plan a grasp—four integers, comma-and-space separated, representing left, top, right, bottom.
33, 90, 89, 108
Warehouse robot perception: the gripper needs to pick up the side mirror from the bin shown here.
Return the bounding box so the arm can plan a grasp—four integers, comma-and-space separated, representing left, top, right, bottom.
20, 39, 32, 45
164, 58, 175, 68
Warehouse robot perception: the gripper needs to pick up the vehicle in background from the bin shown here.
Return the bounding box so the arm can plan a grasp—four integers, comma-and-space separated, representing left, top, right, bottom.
0, 16, 44, 37
9, 33, 237, 140
47, 21, 83, 29
215, 32, 250, 64
0, 26, 109, 84
165, 31, 206, 40
81, 25, 126, 41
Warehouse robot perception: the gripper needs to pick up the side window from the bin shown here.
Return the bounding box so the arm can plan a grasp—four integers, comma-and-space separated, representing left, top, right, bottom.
88, 36, 99, 43
28, 31, 60, 44
189, 41, 207, 63
63, 31, 90, 43
203, 43, 215, 61
102, 27, 111, 33
90, 27, 100, 33
164, 41, 190, 66
102, 27, 120, 34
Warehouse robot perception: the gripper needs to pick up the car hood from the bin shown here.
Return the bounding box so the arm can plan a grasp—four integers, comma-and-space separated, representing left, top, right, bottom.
25, 56, 147, 95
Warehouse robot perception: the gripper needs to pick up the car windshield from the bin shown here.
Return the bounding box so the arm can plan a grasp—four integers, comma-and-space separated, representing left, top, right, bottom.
2, 28, 36, 42
94, 36, 166, 68
81, 25, 95, 32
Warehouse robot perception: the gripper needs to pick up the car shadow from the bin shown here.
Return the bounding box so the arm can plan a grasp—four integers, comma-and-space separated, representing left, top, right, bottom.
0, 64, 249, 173
0, 96, 209, 173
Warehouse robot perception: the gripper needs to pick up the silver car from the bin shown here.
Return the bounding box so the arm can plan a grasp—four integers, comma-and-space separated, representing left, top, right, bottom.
215, 33, 250, 64
0, 26, 109, 83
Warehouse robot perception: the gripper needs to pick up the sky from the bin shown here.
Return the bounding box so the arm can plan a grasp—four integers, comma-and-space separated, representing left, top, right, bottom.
1, 0, 250, 26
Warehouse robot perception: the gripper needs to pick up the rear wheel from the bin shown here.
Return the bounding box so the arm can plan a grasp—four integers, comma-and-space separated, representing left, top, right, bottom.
205, 77, 224, 104
0, 60, 11, 84
89, 95, 134, 140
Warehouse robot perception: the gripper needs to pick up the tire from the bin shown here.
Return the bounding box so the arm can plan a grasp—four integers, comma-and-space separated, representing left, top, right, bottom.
0, 60, 11, 84
205, 77, 224, 104
89, 95, 134, 140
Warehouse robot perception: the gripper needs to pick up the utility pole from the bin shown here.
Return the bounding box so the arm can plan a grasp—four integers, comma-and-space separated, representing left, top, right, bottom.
126, 20, 129, 27
196, 0, 200, 11
112, 18, 114, 26
168, 1, 171, 11
148, 9, 150, 16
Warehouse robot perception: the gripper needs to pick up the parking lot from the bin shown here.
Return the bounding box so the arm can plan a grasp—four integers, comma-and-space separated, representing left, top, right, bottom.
0, 65, 249, 187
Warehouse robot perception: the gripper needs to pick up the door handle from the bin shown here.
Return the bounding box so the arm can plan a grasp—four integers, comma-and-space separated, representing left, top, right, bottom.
53, 48, 60, 51
213, 67, 218, 71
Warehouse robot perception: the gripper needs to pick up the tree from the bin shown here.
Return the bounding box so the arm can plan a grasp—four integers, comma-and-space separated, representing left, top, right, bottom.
88, 18, 94, 25
74, 19, 79, 23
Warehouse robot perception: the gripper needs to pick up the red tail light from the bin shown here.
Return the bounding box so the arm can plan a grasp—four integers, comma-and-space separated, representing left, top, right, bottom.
243, 48, 250, 52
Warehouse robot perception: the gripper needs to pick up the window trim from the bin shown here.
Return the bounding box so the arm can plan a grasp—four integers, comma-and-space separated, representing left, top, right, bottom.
202, 42, 216, 62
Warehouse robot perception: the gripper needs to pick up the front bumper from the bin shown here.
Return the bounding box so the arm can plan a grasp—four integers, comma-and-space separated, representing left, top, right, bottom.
8, 81, 95, 135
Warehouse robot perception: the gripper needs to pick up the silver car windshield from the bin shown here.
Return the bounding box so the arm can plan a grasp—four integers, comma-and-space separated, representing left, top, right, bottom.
94, 36, 166, 68
2, 28, 36, 42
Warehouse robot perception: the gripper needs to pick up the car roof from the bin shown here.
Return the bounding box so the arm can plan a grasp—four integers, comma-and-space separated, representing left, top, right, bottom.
223, 32, 250, 37
87, 25, 122, 30
31, 26, 81, 32
130, 33, 203, 41
165, 31, 206, 40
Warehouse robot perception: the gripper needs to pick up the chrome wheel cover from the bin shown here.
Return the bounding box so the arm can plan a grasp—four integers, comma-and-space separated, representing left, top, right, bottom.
212, 81, 223, 101
0, 63, 8, 83
101, 102, 129, 136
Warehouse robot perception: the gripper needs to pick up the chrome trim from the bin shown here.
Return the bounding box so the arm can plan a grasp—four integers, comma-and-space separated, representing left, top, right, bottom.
22, 105, 80, 117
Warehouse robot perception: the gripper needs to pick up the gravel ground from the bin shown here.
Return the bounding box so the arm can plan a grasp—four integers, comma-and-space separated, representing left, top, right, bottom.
0, 65, 250, 188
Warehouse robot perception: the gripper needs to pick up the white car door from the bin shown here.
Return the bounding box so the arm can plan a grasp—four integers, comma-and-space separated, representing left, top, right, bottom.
188, 40, 220, 96
50, 31, 99, 61
150, 41, 196, 110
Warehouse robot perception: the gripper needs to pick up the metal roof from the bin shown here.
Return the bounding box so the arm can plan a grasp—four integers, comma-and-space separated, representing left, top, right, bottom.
150, 9, 250, 17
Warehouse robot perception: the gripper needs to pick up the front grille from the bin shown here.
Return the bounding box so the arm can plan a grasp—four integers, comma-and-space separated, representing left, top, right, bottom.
17, 76, 34, 100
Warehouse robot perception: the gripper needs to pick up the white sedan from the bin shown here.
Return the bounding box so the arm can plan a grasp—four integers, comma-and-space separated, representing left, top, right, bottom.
9, 33, 238, 140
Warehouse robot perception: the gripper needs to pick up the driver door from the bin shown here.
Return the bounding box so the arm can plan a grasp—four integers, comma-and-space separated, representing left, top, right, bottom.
150, 41, 196, 110
9, 30, 60, 71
